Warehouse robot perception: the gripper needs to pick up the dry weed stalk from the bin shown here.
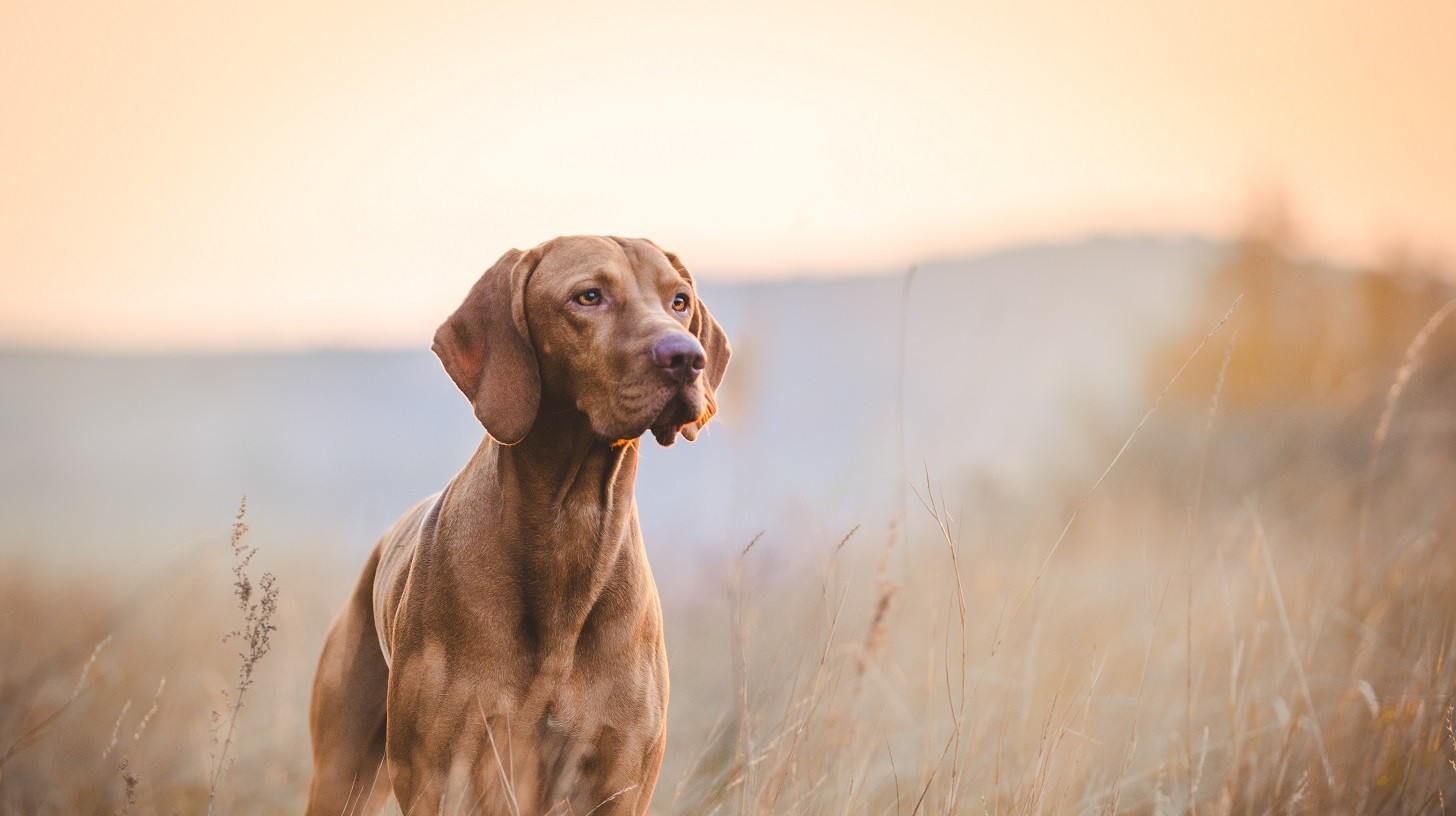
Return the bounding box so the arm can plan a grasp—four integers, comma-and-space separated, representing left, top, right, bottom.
115, 756, 139, 816
207, 496, 279, 814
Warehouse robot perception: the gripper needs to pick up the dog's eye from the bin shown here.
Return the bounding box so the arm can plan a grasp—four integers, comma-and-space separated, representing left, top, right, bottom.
574, 289, 603, 307
671, 293, 690, 313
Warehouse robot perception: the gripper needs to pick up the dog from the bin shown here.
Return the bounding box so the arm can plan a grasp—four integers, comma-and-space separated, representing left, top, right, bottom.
305, 236, 729, 816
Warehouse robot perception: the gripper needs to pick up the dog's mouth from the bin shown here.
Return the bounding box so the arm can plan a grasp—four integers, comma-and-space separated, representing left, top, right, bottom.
589, 374, 708, 447
646, 386, 707, 446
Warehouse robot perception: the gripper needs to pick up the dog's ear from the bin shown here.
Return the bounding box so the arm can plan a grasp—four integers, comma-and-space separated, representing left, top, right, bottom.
658, 247, 731, 442
432, 247, 542, 445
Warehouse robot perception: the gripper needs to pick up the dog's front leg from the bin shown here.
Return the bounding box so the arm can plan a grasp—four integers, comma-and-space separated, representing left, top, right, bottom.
565, 721, 666, 816
385, 660, 536, 815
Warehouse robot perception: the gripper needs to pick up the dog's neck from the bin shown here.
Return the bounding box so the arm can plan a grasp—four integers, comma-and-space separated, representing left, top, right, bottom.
444, 409, 644, 654
499, 411, 638, 516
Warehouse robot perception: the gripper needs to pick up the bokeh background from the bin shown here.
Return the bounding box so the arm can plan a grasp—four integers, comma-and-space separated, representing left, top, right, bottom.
3, 2, 1455, 813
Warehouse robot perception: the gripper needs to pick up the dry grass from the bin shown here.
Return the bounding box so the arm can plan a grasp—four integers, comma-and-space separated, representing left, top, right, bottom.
3, 319, 1456, 814
0, 509, 316, 814
657, 406, 1456, 815
662, 296, 1456, 815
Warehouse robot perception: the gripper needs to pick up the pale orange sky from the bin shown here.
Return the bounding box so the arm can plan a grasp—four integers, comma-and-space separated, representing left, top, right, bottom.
3, 0, 1453, 350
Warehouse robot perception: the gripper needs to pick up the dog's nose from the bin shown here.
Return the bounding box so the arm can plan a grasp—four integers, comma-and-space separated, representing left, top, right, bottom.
651, 333, 705, 382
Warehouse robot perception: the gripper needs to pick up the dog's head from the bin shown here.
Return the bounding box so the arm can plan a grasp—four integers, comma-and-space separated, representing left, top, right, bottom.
433, 236, 730, 447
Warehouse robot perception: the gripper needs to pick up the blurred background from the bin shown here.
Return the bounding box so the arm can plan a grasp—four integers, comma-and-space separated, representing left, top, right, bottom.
3, 1, 1455, 813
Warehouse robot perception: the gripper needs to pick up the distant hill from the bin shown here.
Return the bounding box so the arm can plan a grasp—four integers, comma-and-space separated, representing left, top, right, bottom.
0, 235, 1220, 579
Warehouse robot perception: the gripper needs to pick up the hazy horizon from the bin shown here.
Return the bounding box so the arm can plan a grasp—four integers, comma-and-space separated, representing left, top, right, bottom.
0, 231, 1221, 354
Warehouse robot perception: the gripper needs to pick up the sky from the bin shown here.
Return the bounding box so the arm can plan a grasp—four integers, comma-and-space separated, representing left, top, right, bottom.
3, 0, 1454, 350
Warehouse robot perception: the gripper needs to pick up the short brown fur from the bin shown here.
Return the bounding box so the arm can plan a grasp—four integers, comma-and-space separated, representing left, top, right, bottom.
306, 236, 729, 816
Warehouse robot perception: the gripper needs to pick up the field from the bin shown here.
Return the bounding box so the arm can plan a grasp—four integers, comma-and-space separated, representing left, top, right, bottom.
3, 242, 1456, 814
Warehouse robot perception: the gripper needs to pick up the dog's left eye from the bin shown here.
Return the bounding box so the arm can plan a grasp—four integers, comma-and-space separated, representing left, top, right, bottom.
574, 289, 603, 307
671, 293, 690, 313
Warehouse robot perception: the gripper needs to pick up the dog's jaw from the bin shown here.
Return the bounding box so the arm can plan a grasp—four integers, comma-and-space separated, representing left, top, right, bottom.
589, 378, 707, 447
648, 386, 709, 446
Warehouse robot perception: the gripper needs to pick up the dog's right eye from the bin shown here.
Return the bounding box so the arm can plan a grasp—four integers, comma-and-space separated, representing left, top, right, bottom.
573, 289, 603, 307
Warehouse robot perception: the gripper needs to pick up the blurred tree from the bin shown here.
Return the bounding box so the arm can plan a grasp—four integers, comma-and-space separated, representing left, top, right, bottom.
1154, 199, 1455, 415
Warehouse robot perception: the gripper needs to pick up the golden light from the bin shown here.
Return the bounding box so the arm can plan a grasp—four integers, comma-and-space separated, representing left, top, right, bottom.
3, 0, 1452, 349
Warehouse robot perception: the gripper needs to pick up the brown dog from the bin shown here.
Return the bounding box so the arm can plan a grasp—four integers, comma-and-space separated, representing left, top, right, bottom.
305, 236, 729, 816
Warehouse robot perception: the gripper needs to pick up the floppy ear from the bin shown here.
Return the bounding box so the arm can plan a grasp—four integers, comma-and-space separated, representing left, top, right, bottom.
659, 248, 731, 442
432, 247, 542, 445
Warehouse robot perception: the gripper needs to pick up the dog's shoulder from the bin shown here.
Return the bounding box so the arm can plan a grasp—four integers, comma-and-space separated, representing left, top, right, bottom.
372, 491, 445, 666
